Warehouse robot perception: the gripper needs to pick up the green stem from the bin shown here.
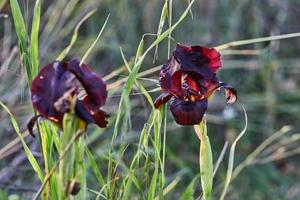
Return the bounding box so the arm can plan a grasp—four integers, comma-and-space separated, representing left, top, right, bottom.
194, 118, 213, 200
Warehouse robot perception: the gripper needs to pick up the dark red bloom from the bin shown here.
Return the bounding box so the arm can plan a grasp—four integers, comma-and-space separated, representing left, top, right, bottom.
154, 44, 236, 125
28, 59, 109, 136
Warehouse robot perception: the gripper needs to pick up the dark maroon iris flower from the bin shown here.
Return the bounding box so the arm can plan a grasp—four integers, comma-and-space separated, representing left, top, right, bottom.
154, 44, 237, 125
28, 59, 109, 136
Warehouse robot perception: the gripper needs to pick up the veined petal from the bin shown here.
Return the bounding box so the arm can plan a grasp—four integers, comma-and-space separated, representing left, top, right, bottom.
170, 98, 208, 125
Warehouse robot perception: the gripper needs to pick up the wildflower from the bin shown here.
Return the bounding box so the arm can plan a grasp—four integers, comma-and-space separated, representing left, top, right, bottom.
154, 44, 236, 125
28, 59, 109, 136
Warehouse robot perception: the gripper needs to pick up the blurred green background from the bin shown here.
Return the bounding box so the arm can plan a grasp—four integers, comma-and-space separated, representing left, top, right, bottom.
1, 0, 300, 199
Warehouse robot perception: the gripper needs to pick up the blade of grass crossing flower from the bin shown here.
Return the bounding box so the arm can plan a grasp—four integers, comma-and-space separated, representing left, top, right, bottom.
219, 107, 248, 200
80, 13, 110, 65
194, 119, 213, 200
56, 9, 96, 61
120, 47, 154, 107
0, 101, 43, 181
153, 2, 168, 62
108, 1, 195, 197
112, 0, 195, 142
167, 0, 173, 58
29, 0, 41, 78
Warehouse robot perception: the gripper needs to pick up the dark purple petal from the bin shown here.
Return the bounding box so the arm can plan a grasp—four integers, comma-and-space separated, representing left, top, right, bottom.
159, 57, 182, 93
75, 101, 109, 128
170, 98, 207, 125
191, 45, 221, 73
31, 61, 78, 125
67, 59, 107, 109
27, 115, 41, 137
173, 44, 214, 79
154, 92, 172, 109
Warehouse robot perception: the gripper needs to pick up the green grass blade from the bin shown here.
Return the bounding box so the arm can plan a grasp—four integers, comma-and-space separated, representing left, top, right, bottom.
179, 176, 198, 200
56, 9, 97, 61
10, 0, 28, 50
85, 145, 106, 188
29, 0, 41, 78
0, 100, 43, 181
220, 107, 248, 200
80, 13, 110, 64
112, 0, 195, 141
215, 32, 300, 50
153, 1, 168, 62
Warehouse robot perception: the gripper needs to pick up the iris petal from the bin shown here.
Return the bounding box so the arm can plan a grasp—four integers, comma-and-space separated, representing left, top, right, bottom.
219, 82, 237, 104
170, 98, 208, 125
67, 59, 107, 108
30, 59, 109, 129
173, 44, 215, 79
159, 57, 182, 93
192, 45, 221, 73
31, 61, 77, 126
67, 59, 109, 127
154, 92, 172, 109
75, 101, 109, 128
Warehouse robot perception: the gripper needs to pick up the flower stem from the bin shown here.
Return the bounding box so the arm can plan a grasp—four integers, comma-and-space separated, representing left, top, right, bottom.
194, 117, 213, 200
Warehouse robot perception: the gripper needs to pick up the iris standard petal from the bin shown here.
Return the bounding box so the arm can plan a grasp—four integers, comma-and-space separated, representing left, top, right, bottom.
192, 45, 221, 73
173, 44, 214, 79
67, 59, 107, 108
170, 98, 208, 125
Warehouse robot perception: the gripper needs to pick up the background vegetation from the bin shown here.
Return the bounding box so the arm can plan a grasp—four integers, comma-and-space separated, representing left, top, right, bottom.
1, 0, 300, 199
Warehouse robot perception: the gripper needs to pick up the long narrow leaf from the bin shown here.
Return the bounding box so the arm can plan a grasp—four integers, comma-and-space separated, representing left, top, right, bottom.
0, 100, 43, 181
220, 107, 248, 200
30, 0, 41, 77
80, 13, 110, 64
56, 9, 97, 61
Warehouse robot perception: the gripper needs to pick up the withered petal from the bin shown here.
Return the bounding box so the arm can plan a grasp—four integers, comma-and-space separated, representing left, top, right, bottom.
31, 61, 77, 125
219, 82, 237, 104
154, 92, 172, 109
67, 59, 107, 109
170, 98, 207, 125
